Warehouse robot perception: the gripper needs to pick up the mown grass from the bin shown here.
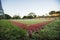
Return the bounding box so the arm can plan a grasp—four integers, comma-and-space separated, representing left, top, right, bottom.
15, 19, 49, 25
0, 20, 27, 40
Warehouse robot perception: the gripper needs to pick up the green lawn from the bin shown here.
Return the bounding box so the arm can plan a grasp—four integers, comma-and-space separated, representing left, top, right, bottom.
1, 19, 59, 40
14, 19, 49, 25
0, 20, 27, 40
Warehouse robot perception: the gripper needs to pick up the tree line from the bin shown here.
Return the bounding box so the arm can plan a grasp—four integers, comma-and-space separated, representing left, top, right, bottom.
2, 12, 37, 19
0, 11, 60, 19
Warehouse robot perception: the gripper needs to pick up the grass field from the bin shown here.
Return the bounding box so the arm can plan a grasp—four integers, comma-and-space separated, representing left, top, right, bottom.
0, 19, 60, 40
0, 20, 27, 40
12, 19, 49, 25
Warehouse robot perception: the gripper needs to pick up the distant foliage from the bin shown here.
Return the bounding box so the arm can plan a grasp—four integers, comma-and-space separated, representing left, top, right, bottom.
12, 15, 21, 19
22, 16, 28, 19
22, 12, 37, 19
22, 16, 33, 19
49, 11, 60, 16
4, 14, 11, 19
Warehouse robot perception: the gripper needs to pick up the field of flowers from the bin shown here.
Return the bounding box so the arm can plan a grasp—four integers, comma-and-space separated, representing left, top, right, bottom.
11, 20, 51, 33
0, 19, 60, 40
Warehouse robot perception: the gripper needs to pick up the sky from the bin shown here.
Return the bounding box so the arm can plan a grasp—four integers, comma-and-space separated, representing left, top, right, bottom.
1, 0, 60, 17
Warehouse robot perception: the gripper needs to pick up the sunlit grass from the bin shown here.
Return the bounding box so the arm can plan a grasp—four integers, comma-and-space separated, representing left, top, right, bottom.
15, 19, 49, 25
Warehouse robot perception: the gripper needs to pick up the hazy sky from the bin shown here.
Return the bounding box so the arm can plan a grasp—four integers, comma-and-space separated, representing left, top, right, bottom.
2, 0, 60, 17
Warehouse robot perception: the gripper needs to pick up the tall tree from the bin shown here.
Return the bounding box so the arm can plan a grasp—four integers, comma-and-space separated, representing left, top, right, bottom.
49, 11, 60, 16
56, 11, 60, 16
49, 11, 60, 19
22, 16, 28, 19
5, 14, 11, 19
28, 12, 36, 18
56, 11, 60, 19
49, 11, 55, 15
12, 15, 21, 19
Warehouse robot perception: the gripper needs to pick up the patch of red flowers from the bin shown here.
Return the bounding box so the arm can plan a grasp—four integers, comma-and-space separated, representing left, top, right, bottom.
11, 20, 52, 33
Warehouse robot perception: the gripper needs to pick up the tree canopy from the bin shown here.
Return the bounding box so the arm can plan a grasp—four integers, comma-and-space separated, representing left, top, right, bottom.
28, 12, 37, 18
12, 15, 21, 19
49, 11, 60, 16
5, 14, 11, 19
22, 12, 37, 19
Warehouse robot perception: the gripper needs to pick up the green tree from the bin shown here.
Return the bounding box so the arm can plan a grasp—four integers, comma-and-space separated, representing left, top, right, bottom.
22, 16, 33, 19
12, 15, 21, 19
56, 11, 60, 19
4, 14, 11, 19
28, 12, 36, 18
22, 16, 28, 19
49, 11, 55, 15
27, 16, 33, 19
56, 11, 60, 16
49, 11, 60, 19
